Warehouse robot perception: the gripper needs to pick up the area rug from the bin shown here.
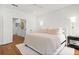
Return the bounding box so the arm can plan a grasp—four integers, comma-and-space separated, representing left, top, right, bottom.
16, 43, 74, 55
58, 46, 74, 55
16, 43, 39, 55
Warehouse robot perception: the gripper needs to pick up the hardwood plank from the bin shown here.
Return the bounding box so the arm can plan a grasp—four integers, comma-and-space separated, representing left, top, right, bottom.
0, 35, 24, 55
1, 44, 21, 55
13, 35, 24, 45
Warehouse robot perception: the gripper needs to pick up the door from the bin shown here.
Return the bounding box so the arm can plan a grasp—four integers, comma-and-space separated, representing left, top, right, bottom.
0, 16, 3, 45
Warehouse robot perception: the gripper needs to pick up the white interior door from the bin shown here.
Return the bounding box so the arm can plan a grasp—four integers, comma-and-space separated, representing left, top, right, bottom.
0, 16, 3, 45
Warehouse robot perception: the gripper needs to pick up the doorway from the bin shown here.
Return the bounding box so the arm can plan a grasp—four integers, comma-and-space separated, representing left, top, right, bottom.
13, 18, 26, 44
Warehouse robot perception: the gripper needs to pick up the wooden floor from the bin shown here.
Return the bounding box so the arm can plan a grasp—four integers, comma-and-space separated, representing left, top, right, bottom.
0, 35, 24, 55
74, 49, 79, 55
0, 35, 79, 55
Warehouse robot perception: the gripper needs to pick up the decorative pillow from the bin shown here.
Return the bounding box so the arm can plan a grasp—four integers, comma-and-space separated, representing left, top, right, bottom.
39, 27, 48, 33
38, 27, 64, 35
47, 28, 58, 35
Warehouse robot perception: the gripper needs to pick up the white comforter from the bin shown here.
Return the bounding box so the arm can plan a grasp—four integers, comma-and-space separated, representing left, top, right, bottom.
24, 33, 66, 55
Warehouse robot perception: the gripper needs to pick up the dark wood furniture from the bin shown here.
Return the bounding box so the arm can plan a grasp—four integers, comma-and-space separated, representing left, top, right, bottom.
67, 36, 79, 49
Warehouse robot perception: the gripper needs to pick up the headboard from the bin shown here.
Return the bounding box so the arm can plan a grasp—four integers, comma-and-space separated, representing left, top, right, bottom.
38, 27, 65, 35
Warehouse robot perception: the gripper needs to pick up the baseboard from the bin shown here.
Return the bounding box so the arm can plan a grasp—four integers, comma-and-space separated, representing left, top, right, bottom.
0, 42, 13, 46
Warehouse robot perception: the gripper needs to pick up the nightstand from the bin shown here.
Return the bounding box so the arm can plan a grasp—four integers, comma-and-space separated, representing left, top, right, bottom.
67, 36, 79, 49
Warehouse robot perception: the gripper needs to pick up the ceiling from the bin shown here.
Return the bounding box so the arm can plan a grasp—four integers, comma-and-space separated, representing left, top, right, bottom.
3, 4, 71, 15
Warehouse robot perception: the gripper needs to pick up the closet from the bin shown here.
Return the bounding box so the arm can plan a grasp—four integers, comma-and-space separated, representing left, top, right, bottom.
0, 16, 12, 45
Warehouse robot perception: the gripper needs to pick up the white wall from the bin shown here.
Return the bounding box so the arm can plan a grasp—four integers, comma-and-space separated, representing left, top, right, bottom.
26, 14, 38, 33
35, 5, 79, 35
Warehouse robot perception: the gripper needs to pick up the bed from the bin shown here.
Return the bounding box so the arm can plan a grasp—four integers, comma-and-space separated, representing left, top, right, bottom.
24, 28, 66, 55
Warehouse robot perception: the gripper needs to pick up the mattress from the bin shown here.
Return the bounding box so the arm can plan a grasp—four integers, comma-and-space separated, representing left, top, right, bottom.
24, 33, 66, 55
